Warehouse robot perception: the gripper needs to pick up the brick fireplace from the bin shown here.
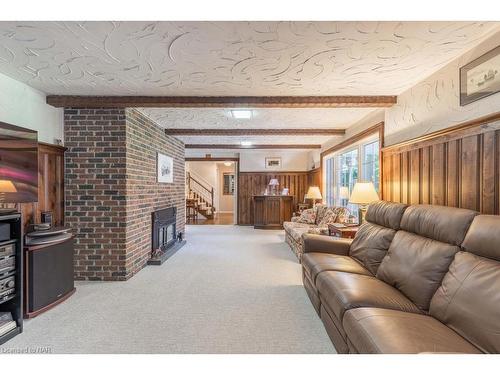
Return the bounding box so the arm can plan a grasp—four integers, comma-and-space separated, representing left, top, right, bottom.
64, 108, 185, 281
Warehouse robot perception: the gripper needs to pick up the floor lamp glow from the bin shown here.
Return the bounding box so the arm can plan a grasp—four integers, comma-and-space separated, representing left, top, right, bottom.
349, 182, 379, 223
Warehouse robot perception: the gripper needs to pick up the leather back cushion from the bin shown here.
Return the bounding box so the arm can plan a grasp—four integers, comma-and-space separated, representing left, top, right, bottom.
400, 205, 477, 246
430, 251, 500, 353
461, 215, 500, 261
365, 201, 408, 230
376, 231, 459, 310
349, 223, 396, 275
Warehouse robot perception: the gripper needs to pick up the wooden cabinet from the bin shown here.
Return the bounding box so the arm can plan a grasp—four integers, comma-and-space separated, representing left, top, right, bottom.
253, 195, 293, 229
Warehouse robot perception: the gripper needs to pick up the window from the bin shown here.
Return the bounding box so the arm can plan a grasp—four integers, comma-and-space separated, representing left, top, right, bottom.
337, 148, 358, 215
323, 137, 380, 218
223, 173, 235, 195
362, 140, 379, 192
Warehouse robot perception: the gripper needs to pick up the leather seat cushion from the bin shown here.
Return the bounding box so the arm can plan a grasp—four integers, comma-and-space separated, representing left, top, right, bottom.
343, 308, 481, 354
302, 253, 372, 284
316, 271, 421, 322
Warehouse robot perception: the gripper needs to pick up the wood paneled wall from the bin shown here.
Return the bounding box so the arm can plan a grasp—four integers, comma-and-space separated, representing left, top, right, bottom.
308, 167, 321, 188
1, 143, 66, 231
238, 171, 311, 225
381, 113, 500, 214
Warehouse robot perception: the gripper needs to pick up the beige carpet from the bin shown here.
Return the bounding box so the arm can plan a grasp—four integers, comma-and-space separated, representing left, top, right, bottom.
2, 225, 335, 354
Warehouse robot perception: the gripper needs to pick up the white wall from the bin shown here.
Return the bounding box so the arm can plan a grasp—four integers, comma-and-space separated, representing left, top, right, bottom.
217, 163, 235, 213
186, 161, 219, 210
308, 150, 321, 170
239, 150, 310, 172
320, 109, 385, 153
0, 72, 63, 144
186, 161, 237, 214
385, 29, 500, 146
186, 161, 218, 205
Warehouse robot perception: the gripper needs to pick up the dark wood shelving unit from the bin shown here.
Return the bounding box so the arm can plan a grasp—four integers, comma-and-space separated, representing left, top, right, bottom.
0, 213, 23, 346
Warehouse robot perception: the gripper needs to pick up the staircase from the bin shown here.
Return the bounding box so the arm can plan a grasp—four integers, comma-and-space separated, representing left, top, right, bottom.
186, 171, 216, 220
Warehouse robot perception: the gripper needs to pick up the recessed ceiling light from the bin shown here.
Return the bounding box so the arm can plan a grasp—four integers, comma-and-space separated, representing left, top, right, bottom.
231, 109, 253, 119
224, 162, 233, 167
241, 141, 252, 146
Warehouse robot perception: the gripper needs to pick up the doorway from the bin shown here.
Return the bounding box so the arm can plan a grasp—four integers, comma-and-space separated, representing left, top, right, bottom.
185, 158, 238, 225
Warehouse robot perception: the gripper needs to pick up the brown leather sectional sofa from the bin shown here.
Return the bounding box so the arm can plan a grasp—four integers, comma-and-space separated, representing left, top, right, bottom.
302, 201, 500, 354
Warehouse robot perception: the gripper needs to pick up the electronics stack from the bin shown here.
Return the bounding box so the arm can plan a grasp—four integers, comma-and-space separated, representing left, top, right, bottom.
0, 212, 23, 345
0, 242, 16, 304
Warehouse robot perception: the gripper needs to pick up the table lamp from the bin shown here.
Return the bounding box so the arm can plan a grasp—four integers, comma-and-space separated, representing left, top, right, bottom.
305, 186, 322, 205
349, 182, 379, 223
268, 178, 279, 195
339, 186, 350, 201
0, 180, 18, 215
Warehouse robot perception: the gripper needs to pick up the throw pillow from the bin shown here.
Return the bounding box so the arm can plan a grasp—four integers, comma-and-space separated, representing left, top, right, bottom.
296, 208, 316, 224
332, 206, 350, 223
314, 204, 328, 225
318, 208, 338, 226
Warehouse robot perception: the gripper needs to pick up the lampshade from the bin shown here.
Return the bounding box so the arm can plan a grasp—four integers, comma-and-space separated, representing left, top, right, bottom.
268, 178, 279, 186
305, 186, 322, 200
349, 182, 379, 205
339, 186, 350, 200
0, 180, 17, 193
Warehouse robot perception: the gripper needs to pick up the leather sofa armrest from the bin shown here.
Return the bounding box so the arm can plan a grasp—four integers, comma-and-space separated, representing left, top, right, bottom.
302, 234, 352, 255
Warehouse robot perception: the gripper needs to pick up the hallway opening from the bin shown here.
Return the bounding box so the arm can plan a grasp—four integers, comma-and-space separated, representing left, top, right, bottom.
186, 158, 238, 225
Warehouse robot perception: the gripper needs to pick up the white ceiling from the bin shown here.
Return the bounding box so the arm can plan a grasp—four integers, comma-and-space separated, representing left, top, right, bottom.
0, 21, 498, 150
138, 107, 376, 129
0, 21, 498, 96
139, 107, 378, 145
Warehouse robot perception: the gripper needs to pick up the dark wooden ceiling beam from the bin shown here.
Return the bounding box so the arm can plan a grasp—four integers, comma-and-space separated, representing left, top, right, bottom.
185, 144, 321, 149
46, 95, 397, 108
165, 128, 345, 136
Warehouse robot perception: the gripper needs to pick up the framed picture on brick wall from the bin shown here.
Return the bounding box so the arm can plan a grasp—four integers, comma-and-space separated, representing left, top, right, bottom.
157, 152, 173, 183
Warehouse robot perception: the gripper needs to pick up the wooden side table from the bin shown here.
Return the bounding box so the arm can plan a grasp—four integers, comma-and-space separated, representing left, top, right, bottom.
328, 224, 359, 239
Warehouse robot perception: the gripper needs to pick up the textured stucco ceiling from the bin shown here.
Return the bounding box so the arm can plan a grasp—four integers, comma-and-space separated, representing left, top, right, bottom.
0, 21, 498, 96
138, 107, 376, 129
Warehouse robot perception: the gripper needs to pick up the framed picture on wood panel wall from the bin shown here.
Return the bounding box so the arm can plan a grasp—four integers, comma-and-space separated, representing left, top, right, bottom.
460, 45, 500, 106
265, 157, 282, 170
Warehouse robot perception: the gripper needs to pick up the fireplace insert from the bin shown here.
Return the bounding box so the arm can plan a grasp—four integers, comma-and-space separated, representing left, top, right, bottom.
151, 207, 177, 255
